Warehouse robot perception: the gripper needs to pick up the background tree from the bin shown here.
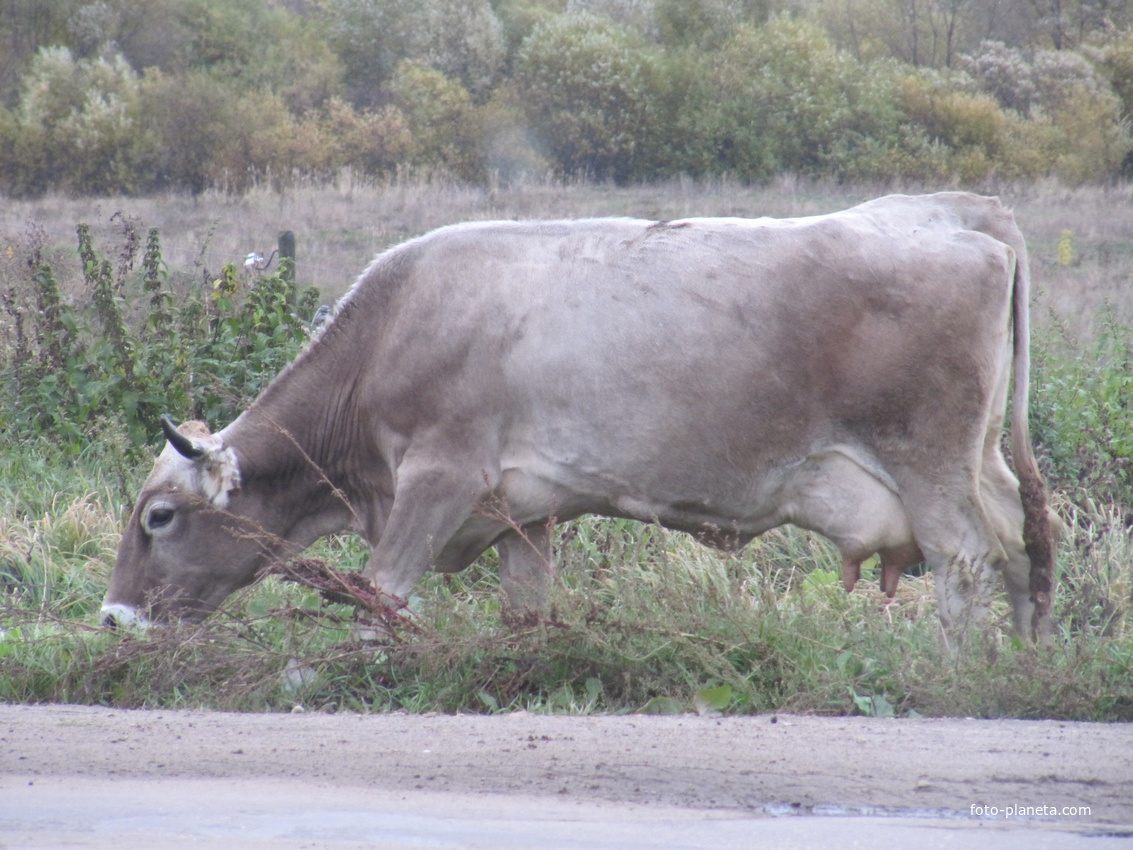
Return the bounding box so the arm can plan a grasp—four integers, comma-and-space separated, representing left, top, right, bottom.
387, 61, 486, 181
136, 68, 239, 194
515, 12, 657, 182
1, 0, 1131, 193
3, 46, 154, 195
962, 39, 1129, 180
651, 0, 772, 48
690, 18, 910, 179
320, 0, 504, 105
0, 0, 81, 103
1090, 29, 1133, 139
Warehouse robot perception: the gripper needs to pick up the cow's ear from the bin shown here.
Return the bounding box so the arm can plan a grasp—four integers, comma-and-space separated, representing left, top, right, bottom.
159, 415, 242, 508
195, 446, 242, 508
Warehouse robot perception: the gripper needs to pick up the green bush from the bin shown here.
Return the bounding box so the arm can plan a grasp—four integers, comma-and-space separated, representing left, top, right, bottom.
960, 40, 1131, 182
387, 60, 487, 181
0, 223, 319, 454
321, 0, 504, 105
897, 72, 1016, 180
1030, 315, 1133, 509
1091, 31, 1133, 123
2, 3, 1132, 192
652, 0, 771, 49
136, 68, 240, 195
321, 97, 413, 179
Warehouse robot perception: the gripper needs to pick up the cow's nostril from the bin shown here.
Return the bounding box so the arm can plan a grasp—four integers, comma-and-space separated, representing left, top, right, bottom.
100, 603, 141, 630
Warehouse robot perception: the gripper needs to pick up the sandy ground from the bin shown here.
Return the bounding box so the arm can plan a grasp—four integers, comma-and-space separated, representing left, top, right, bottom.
2, 704, 1132, 848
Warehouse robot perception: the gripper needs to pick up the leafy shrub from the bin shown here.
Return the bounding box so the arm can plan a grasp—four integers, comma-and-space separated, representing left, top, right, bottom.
322, 97, 413, 179
191, 258, 319, 424
0, 222, 319, 454
1091, 31, 1133, 123
204, 90, 309, 192
322, 0, 505, 104
135, 68, 240, 195
685, 18, 910, 180
1030, 315, 1133, 509
960, 40, 1130, 182
3, 4, 1132, 192
652, 0, 771, 48
897, 72, 1016, 180
410, 0, 507, 100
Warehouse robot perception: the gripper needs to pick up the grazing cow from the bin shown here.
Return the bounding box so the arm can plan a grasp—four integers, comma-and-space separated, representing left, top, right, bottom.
102, 193, 1056, 639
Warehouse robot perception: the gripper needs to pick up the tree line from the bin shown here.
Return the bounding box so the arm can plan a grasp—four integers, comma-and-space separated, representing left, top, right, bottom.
1, 0, 1131, 195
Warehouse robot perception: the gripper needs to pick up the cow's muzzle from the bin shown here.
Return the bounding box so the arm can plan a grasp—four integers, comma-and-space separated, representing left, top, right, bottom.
99, 603, 149, 631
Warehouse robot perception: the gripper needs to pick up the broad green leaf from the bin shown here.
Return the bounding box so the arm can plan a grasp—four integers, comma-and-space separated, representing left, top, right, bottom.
694, 684, 732, 716
637, 696, 684, 715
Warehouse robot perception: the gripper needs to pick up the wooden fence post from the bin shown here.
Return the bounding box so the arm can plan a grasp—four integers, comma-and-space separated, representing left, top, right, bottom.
278, 230, 296, 305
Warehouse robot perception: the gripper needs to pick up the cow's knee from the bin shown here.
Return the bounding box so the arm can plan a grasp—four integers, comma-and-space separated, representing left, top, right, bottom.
363, 464, 488, 602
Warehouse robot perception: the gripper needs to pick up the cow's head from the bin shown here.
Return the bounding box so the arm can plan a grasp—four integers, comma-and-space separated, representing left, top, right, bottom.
101, 416, 277, 626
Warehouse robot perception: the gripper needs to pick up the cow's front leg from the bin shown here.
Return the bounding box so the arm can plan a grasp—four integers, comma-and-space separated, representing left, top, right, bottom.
362, 464, 486, 605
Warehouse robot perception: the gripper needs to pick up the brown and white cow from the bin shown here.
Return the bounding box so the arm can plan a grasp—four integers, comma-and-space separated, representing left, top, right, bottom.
102, 193, 1056, 639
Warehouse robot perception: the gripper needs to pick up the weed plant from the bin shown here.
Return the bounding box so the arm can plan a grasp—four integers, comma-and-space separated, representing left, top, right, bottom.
1, 218, 320, 452
1, 182, 1132, 719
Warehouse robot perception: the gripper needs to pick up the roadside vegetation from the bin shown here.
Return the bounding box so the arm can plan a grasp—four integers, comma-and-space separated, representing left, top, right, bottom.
1, 180, 1132, 720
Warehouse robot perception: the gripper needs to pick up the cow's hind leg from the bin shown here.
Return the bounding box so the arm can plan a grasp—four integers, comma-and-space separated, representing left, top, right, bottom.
899, 480, 1005, 639
497, 521, 555, 616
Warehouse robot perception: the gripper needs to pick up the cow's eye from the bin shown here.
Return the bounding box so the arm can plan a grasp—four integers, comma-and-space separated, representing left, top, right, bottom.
145, 504, 176, 533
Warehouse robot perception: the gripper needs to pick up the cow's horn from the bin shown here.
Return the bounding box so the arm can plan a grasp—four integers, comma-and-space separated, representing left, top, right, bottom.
161, 414, 206, 460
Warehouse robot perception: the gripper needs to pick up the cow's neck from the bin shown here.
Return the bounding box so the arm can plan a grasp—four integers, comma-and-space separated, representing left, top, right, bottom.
223, 330, 375, 539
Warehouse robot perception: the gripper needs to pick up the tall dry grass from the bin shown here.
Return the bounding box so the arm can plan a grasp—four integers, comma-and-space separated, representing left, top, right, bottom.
2, 177, 1130, 336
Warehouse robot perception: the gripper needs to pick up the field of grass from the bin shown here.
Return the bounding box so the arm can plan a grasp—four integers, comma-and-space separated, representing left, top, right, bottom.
2, 178, 1132, 720
4, 176, 1132, 332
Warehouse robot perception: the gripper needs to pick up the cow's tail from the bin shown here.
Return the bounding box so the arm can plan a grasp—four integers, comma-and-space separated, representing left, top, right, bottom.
1009, 243, 1055, 639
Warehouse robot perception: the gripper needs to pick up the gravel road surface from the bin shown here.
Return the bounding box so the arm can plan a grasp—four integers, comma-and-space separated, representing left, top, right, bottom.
2, 704, 1130, 848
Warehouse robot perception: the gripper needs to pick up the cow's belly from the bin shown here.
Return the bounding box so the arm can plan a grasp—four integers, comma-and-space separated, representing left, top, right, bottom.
492, 442, 909, 556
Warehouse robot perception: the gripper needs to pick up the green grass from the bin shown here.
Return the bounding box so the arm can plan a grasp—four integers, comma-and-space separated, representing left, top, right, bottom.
3, 493, 1132, 720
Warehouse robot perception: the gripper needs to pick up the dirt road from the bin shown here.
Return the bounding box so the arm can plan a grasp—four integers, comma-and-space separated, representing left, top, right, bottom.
2, 704, 1131, 848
